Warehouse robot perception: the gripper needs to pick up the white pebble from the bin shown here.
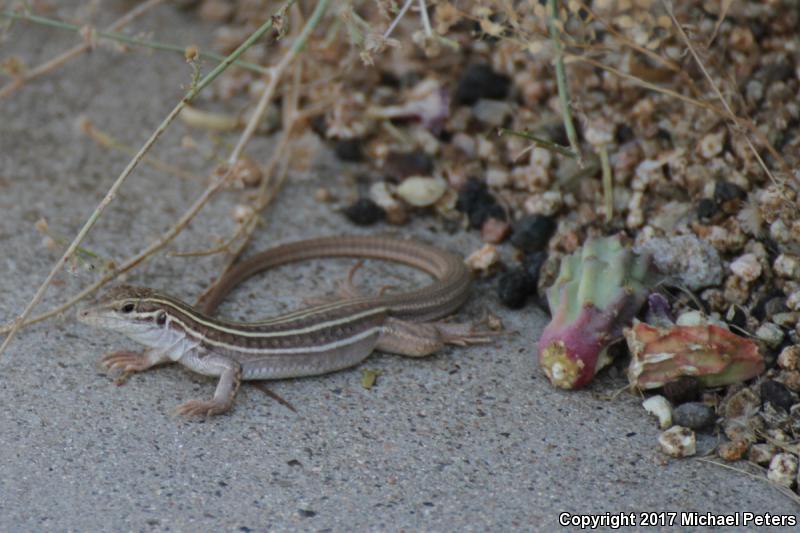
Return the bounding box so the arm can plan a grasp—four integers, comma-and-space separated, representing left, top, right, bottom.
756, 322, 784, 348
767, 453, 798, 487
396, 177, 447, 207
523, 191, 563, 216
699, 131, 725, 159
464, 244, 499, 272
658, 426, 696, 458
774, 254, 800, 279
643, 395, 672, 429
730, 253, 762, 282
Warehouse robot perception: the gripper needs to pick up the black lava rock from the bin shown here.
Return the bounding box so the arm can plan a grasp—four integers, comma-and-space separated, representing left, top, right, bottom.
343, 198, 384, 226
661, 376, 702, 404
456, 178, 503, 229
497, 269, 536, 309
509, 215, 556, 253
696, 198, 717, 220
523, 251, 547, 287
384, 151, 434, 180
468, 203, 505, 229
725, 305, 748, 330
714, 181, 746, 205
761, 380, 796, 412
615, 124, 634, 144
333, 139, 364, 162
672, 402, 716, 430
456, 178, 492, 213
454, 64, 511, 106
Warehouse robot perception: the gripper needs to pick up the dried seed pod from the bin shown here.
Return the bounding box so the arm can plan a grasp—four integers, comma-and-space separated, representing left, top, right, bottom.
538, 235, 658, 389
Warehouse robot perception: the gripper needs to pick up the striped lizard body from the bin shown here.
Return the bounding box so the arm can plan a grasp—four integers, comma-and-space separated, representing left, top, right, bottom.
78, 235, 492, 416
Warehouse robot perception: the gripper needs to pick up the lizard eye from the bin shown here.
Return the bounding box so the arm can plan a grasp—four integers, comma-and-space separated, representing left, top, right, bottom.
156, 311, 167, 325
121, 302, 135, 313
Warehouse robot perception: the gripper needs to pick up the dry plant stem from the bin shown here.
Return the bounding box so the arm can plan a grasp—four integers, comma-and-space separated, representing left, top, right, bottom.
498, 127, 575, 158
417, 0, 432, 37
661, 1, 786, 185
0, 0, 166, 100
384, 0, 414, 39
695, 458, 800, 506
0, 1, 297, 352
195, 57, 305, 300
547, 0, 582, 166
0, 10, 270, 76
575, 1, 680, 73
194, 66, 303, 302
599, 145, 612, 223
82, 120, 202, 181
570, 54, 788, 172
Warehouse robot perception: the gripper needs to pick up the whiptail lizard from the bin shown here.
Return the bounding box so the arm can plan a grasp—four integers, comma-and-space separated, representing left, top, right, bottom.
78, 235, 493, 416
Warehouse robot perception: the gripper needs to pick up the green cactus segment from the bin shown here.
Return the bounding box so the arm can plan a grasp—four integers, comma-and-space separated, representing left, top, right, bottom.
539, 235, 657, 389
626, 321, 765, 389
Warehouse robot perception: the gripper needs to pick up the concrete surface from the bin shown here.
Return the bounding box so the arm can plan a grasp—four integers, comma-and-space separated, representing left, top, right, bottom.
1, 3, 798, 532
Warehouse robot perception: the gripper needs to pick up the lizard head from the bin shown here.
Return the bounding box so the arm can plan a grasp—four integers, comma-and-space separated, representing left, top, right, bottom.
77, 284, 172, 334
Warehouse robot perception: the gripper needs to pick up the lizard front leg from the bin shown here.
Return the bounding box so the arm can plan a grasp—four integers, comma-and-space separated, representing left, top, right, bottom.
175, 352, 242, 417
376, 317, 496, 357
101, 348, 173, 384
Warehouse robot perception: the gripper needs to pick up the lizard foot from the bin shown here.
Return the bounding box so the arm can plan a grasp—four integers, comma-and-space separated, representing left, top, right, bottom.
101, 350, 160, 384
175, 398, 231, 418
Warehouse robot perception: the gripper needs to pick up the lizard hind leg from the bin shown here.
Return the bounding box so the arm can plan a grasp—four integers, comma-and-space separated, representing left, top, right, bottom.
376, 317, 497, 357
175, 354, 242, 418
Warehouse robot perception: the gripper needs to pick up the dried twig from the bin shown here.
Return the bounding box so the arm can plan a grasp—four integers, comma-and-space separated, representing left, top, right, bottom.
0, 0, 166, 99
0, 9, 270, 76
0, 1, 299, 352
661, 1, 787, 186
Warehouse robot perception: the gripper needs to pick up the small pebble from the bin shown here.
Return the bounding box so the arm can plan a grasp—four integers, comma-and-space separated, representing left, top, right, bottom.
748, 443, 778, 466
714, 180, 747, 205
755, 322, 784, 348
643, 395, 672, 429
464, 244, 499, 272
456, 178, 503, 228
725, 305, 748, 329
717, 439, 749, 461
472, 99, 512, 127
523, 251, 547, 287
696, 198, 717, 220
523, 191, 563, 217
778, 345, 800, 371
699, 131, 725, 159
509, 215, 556, 253
774, 254, 800, 279
481, 217, 511, 244
672, 402, 716, 430
454, 64, 510, 105
469, 203, 506, 230
384, 151, 433, 179
780, 371, 800, 392
368, 182, 406, 225
343, 198, 384, 226
661, 376, 702, 404
761, 380, 796, 412
658, 426, 696, 458
730, 253, 762, 282
333, 138, 364, 162
635, 235, 722, 290
767, 453, 798, 487
497, 269, 536, 309
396, 177, 447, 207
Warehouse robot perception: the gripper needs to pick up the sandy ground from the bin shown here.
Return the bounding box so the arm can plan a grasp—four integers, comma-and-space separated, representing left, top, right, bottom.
0, 3, 797, 531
